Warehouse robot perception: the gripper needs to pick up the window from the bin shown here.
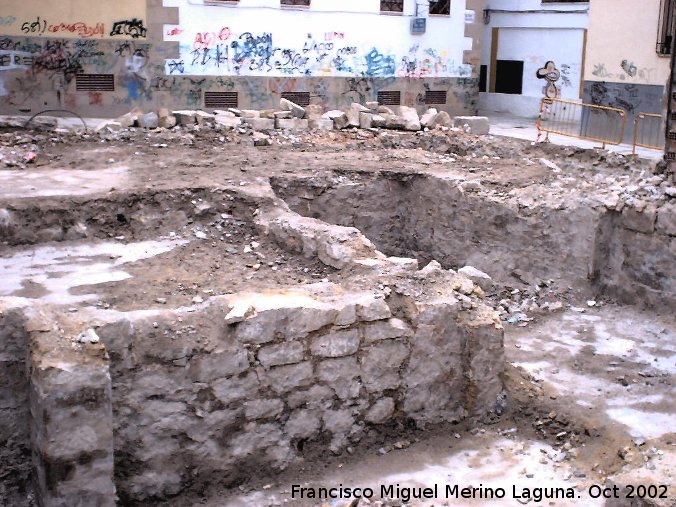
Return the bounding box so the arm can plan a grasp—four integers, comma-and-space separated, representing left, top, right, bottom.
429, 0, 450, 15
479, 65, 487, 93
378, 90, 401, 106
425, 90, 447, 104
380, 0, 404, 13
281, 92, 311, 106
281, 0, 310, 5
204, 91, 238, 108
75, 74, 115, 91
657, 0, 675, 54
494, 60, 523, 95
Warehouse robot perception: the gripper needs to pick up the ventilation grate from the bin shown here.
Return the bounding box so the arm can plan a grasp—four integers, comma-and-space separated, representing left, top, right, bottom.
425, 90, 448, 105
377, 91, 401, 106
281, 92, 311, 107
204, 91, 239, 108
75, 74, 114, 92
281, 0, 310, 5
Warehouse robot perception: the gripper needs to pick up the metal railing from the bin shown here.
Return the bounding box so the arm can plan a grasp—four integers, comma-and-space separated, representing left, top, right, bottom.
537, 98, 627, 148
632, 113, 665, 154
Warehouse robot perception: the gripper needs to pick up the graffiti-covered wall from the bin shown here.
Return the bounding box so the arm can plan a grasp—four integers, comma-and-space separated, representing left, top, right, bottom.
0, 0, 485, 117
583, 0, 671, 143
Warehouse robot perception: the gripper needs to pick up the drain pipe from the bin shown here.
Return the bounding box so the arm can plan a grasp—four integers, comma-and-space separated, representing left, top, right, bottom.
23, 109, 88, 133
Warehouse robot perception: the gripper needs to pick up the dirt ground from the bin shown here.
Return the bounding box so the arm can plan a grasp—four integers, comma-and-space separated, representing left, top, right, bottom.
0, 125, 673, 506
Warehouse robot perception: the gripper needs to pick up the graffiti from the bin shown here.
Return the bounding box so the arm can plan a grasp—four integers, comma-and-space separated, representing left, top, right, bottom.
167, 59, 186, 75
536, 61, 561, 99
88, 91, 103, 105
167, 27, 184, 37
325, 32, 345, 41
0, 16, 16, 26
194, 27, 231, 49
0, 51, 33, 71
592, 63, 613, 79
110, 19, 147, 39
21, 17, 105, 38
560, 64, 572, 88
621, 59, 637, 78
363, 48, 396, 77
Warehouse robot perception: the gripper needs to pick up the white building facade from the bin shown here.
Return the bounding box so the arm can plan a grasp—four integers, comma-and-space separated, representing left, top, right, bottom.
479, 0, 589, 117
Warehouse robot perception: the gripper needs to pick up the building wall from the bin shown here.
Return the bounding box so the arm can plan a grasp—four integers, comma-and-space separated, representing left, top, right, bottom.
583, 0, 671, 144
0, 0, 485, 118
480, 0, 589, 118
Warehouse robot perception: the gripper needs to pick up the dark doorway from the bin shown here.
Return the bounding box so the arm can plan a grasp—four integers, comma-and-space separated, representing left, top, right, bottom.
495, 60, 524, 95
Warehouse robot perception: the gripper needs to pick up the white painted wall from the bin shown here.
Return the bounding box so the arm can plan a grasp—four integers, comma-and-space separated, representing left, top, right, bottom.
162, 0, 475, 78
480, 0, 589, 117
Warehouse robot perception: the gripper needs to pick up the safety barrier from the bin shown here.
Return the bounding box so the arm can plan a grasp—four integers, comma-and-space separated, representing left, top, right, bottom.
632, 112, 664, 154
537, 98, 627, 148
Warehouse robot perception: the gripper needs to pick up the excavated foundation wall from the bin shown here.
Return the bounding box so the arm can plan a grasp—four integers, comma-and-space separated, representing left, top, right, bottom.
0, 302, 31, 505
271, 173, 675, 309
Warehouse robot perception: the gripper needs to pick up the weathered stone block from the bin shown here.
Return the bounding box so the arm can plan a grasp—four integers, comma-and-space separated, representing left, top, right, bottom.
361, 341, 409, 393
214, 115, 241, 130
317, 357, 361, 399
244, 399, 284, 420
384, 114, 407, 130
420, 108, 439, 128
287, 385, 334, 410
280, 98, 306, 119
188, 349, 249, 382
356, 297, 391, 321
453, 116, 490, 135
265, 362, 314, 393
173, 110, 196, 126
257, 342, 305, 367
305, 104, 324, 120
311, 329, 360, 357
396, 106, 421, 131
322, 110, 349, 129
212, 372, 259, 405
275, 118, 309, 130
137, 112, 159, 129
359, 112, 373, 129
430, 111, 452, 128
365, 397, 395, 424
194, 111, 216, 125
274, 111, 292, 119
362, 318, 413, 342
285, 409, 321, 439
158, 115, 177, 129
458, 265, 494, 291
309, 118, 334, 130
243, 118, 275, 130
372, 114, 387, 128
656, 202, 675, 236
240, 109, 261, 119
622, 205, 657, 233
366, 101, 379, 111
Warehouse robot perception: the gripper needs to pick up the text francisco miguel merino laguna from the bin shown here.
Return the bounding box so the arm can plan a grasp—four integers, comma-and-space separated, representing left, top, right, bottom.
291, 483, 579, 503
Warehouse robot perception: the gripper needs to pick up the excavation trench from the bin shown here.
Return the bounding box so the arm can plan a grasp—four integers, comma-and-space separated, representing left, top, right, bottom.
270, 171, 675, 310
0, 135, 674, 507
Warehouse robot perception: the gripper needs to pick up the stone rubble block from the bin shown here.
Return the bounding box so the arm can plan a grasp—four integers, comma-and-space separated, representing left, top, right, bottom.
365, 101, 379, 111
397, 106, 422, 131
384, 114, 408, 130
242, 117, 275, 131
453, 116, 490, 135
362, 318, 413, 342
378, 105, 395, 115
361, 340, 410, 393
311, 328, 360, 358
284, 409, 321, 439
273, 111, 292, 119
275, 118, 309, 131
304, 104, 324, 120
322, 110, 349, 130
371, 114, 387, 128
420, 108, 439, 128
211, 372, 260, 405
359, 112, 374, 129
308, 118, 334, 130
458, 265, 494, 291
194, 111, 216, 125
365, 397, 395, 424
622, 204, 657, 233
356, 296, 391, 321
172, 110, 197, 126
240, 109, 261, 119
430, 111, 453, 128
316, 356, 361, 399
158, 115, 177, 129
188, 349, 249, 382
656, 201, 675, 236
257, 341, 305, 367
280, 98, 306, 119
214, 115, 241, 130
348, 103, 370, 127
137, 112, 159, 129
244, 399, 284, 420
263, 361, 315, 394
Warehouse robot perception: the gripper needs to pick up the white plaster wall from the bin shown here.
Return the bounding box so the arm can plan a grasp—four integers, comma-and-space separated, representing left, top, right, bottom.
497, 27, 584, 99
162, 0, 475, 78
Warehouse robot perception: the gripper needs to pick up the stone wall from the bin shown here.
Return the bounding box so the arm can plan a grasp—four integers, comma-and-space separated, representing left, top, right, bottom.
0, 300, 31, 506
96, 276, 503, 502
271, 172, 675, 309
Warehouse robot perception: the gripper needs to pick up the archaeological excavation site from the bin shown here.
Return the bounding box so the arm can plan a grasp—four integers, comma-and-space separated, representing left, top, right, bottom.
0, 104, 674, 507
